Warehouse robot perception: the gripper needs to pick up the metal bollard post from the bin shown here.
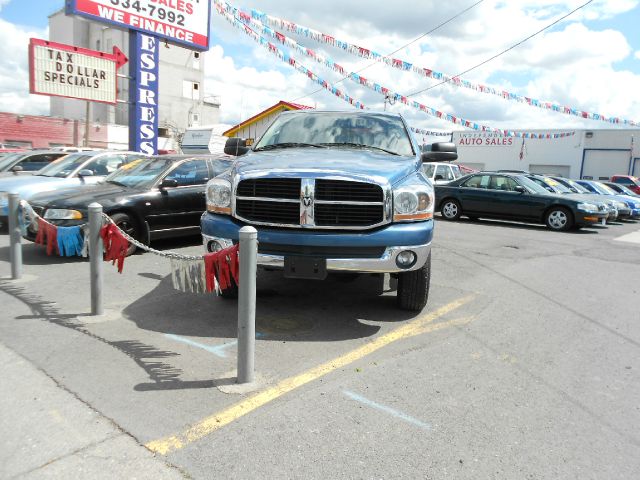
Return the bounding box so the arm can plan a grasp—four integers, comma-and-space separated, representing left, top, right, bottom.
8, 193, 22, 280
88, 203, 104, 316
237, 226, 258, 384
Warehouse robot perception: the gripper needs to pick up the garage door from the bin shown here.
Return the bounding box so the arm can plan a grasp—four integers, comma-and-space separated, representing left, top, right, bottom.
529, 164, 571, 177
582, 150, 629, 180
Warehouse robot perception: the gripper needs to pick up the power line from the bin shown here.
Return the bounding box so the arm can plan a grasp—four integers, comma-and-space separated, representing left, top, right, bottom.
291, 0, 485, 103
407, 0, 594, 97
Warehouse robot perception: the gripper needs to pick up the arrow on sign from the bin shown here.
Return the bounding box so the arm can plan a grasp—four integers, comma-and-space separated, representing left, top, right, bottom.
111, 46, 128, 69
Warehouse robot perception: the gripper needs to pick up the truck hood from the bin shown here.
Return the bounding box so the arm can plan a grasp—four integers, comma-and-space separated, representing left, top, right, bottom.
234, 148, 420, 186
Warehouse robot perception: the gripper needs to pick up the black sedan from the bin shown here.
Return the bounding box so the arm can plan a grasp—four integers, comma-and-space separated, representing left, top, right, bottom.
27, 155, 233, 254
435, 172, 608, 231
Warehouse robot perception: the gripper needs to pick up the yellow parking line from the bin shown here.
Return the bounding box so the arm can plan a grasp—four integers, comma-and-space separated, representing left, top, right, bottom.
146, 295, 474, 455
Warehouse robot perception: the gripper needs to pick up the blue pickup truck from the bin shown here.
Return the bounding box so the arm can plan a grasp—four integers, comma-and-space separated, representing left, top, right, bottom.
200, 110, 457, 311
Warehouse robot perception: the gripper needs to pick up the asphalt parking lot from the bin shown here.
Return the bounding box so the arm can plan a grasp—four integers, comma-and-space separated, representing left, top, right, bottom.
1, 217, 639, 479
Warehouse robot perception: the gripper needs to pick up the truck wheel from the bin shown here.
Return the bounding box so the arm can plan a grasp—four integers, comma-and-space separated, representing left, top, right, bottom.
397, 252, 431, 311
441, 199, 461, 220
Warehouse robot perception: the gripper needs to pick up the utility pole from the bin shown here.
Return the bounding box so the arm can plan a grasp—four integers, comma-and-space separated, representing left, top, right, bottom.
84, 101, 91, 147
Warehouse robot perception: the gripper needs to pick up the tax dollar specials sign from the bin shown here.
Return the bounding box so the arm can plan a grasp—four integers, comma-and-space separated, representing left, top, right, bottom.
29, 38, 128, 104
66, 0, 211, 51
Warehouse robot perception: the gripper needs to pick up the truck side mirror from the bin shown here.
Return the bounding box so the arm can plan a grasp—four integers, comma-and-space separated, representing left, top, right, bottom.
224, 138, 251, 156
421, 142, 458, 163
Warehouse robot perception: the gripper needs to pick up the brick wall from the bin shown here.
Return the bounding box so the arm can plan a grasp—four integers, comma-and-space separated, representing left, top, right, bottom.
0, 112, 108, 149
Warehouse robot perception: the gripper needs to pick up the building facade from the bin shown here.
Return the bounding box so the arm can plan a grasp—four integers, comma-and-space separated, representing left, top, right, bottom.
452, 129, 639, 180
48, 9, 220, 146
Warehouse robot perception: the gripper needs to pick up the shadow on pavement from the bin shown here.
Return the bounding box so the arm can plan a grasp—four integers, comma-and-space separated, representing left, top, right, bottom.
438, 216, 600, 234
122, 269, 417, 343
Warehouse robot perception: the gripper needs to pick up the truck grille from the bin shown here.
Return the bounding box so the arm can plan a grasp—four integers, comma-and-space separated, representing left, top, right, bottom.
235, 177, 385, 229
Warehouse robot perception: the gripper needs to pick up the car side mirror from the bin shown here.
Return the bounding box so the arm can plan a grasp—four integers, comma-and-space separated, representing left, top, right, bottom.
514, 186, 526, 194
160, 178, 179, 189
421, 142, 458, 163
434, 174, 444, 181
78, 169, 94, 177
11, 165, 23, 173
224, 137, 251, 156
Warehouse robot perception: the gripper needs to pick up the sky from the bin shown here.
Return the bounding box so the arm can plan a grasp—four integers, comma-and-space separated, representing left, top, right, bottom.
0, 0, 639, 136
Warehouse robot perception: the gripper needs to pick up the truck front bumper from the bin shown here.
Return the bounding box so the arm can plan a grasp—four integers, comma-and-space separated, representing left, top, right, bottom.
201, 213, 433, 274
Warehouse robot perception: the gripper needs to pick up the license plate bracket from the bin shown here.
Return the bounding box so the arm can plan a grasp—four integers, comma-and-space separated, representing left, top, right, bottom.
284, 256, 327, 280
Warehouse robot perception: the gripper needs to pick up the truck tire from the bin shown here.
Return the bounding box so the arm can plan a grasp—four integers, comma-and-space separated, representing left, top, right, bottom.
397, 252, 431, 311
220, 279, 238, 299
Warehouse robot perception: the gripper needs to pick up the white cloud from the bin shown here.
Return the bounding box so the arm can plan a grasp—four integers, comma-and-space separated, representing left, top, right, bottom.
0, 18, 49, 115
204, 0, 640, 132
635, 50, 640, 60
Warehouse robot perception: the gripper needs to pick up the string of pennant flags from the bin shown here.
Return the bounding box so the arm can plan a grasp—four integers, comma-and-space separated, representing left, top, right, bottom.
18, 201, 239, 295
216, 0, 640, 128
216, 4, 576, 139
411, 128, 453, 137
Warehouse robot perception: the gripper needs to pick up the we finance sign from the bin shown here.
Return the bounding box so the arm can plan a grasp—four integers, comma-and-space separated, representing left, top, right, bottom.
66, 0, 211, 51
29, 38, 127, 104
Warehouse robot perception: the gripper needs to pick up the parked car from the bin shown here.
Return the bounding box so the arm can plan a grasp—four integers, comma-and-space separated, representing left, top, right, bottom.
525, 174, 613, 222
0, 151, 143, 228
610, 175, 640, 195
435, 172, 608, 231
26, 155, 233, 254
422, 162, 464, 184
575, 180, 640, 220
550, 176, 622, 221
0, 150, 68, 175
603, 181, 640, 198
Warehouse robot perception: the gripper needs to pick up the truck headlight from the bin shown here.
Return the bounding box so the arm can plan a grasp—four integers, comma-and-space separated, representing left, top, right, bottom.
206, 178, 232, 214
44, 209, 83, 220
577, 203, 598, 213
393, 184, 434, 222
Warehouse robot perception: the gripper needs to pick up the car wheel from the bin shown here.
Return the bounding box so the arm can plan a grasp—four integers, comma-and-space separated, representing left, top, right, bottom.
441, 199, 461, 220
545, 207, 573, 232
110, 212, 138, 256
397, 252, 431, 311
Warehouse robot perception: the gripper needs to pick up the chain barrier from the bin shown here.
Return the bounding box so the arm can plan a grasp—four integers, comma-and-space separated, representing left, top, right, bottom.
19, 199, 206, 262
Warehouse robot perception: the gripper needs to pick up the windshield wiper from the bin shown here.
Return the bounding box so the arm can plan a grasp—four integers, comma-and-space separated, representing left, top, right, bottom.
106, 180, 128, 187
254, 142, 326, 151
319, 143, 400, 156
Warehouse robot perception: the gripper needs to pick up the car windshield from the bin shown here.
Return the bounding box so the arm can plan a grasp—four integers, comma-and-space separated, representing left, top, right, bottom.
104, 157, 173, 188
517, 176, 552, 194
37, 153, 93, 178
589, 182, 614, 195
542, 177, 572, 193
617, 184, 639, 196
254, 112, 415, 157
594, 182, 618, 195
564, 179, 589, 193
0, 153, 24, 170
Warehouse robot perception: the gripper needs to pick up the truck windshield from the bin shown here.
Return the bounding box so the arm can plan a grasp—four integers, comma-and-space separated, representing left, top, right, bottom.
254, 112, 415, 157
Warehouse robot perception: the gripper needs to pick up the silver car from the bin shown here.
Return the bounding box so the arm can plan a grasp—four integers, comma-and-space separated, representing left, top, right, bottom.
0, 150, 145, 227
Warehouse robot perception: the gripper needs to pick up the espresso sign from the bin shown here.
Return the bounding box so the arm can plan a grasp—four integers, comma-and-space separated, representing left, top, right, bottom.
29, 38, 127, 104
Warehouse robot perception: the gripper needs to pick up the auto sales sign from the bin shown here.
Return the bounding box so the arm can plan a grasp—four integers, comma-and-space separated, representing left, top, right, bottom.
29, 38, 127, 104
66, 0, 211, 51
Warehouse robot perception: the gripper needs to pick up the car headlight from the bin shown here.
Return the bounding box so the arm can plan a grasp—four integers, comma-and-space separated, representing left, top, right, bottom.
577, 202, 598, 213
206, 178, 232, 214
43, 209, 83, 220
616, 201, 627, 209
393, 184, 434, 222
